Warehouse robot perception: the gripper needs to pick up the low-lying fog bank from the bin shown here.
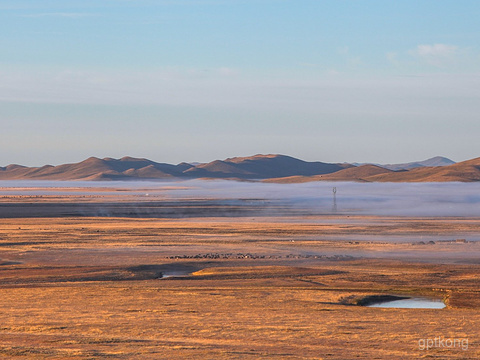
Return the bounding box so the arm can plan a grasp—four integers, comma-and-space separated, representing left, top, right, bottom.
1, 180, 480, 217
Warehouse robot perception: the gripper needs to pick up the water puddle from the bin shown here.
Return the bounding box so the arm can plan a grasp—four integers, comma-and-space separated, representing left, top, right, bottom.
368, 297, 445, 309
159, 272, 190, 279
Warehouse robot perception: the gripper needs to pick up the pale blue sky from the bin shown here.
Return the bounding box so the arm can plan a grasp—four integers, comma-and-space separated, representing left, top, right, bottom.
1, 0, 480, 166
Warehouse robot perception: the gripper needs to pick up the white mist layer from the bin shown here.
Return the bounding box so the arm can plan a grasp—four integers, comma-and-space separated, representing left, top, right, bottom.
1, 180, 480, 217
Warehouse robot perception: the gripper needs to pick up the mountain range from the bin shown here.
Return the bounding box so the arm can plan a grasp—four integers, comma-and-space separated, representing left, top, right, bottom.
353, 156, 456, 171
1, 154, 479, 182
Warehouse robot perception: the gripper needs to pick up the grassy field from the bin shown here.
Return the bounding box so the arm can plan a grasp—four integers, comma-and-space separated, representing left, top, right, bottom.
0, 200, 479, 358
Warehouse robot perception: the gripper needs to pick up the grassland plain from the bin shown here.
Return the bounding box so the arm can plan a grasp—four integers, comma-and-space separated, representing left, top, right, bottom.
0, 190, 479, 359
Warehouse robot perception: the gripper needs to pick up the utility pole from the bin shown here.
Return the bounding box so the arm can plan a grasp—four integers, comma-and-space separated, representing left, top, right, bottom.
332, 187, 337, 213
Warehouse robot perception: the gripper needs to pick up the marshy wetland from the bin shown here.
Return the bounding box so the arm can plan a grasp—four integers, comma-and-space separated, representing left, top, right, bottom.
0, 180, 479, 358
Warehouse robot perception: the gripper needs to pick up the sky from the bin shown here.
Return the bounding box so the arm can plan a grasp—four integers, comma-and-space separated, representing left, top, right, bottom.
1, 0, 480, 166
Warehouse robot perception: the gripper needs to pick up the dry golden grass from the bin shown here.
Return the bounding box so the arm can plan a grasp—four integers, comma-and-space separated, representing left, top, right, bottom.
1, 214, 480, 359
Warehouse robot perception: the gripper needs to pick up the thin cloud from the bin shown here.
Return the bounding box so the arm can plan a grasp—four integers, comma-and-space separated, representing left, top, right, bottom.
386, 44, 479, 73
386, 52, 399, 66
416, 43, 457, 57
21, 12, 100, 18
409, 43, 459, 67
217, 67, 238, 76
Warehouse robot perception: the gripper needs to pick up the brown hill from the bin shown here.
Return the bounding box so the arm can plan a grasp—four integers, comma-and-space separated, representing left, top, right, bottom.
318, 164, 393, 182
265, 158, 480, 183
0, 157, 191, 181
379, 156, 455, 170
184, 154, 352, 179
263, 165, 393, 183
0, 154, 351, 181
184, 160, 254, 178
0, 155, 479, 182
367, 157, 480, 182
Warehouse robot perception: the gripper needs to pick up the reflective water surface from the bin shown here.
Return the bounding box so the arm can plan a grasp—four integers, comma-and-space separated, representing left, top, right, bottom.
368, 298, 446, 309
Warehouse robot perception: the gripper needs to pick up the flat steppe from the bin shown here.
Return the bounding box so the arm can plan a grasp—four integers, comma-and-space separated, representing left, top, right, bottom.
0, 189, 479, 359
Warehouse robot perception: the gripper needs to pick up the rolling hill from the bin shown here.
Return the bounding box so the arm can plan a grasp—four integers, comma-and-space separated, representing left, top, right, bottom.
0, 157, 192, 181
263, 164, 394, 183
375, 156, 456, 171
0, 154, 478, 182
0, 154, 351, 181
265, 157, 480, 183
183, 154, 352, 179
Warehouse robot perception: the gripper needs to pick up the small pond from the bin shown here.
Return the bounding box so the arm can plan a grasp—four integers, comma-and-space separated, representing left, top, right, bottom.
368, 297, 445, 309
160, 273, 190, 279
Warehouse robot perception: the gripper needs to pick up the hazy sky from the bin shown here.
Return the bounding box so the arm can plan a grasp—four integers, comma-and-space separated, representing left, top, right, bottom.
1, 0, 480, 166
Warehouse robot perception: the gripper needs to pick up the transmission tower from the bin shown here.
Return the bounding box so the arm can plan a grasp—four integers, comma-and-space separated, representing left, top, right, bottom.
332, 187, 337, 213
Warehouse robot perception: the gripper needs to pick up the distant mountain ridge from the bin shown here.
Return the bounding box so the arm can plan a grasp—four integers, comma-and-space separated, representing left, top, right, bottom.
266, 157, 480, 183
353, 156, 456, 171
183, 154, 352, 179
0, 154, 351, 181
0, 154, 478, 182
0, 156, 193, 181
